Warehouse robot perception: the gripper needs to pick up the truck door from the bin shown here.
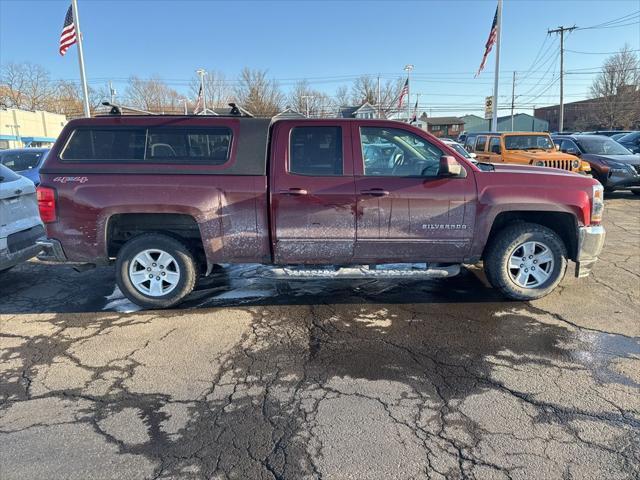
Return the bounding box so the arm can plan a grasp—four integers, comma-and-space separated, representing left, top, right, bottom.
270, 121, 356, 264
353, 124, 476, 262
474, 135, 490, 162
487, 136, 503, 163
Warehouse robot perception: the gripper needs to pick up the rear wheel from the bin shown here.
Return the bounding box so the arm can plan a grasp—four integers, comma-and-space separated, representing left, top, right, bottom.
116, 233, 197, 309
484, 223, 567, 301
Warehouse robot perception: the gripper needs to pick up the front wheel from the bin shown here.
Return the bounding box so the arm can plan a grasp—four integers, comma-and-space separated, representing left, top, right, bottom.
116, 233, 197, 309
484, 223, 567, 301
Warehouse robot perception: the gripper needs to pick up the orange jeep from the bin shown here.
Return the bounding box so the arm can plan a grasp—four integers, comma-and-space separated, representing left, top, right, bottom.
464, 132, 589, 174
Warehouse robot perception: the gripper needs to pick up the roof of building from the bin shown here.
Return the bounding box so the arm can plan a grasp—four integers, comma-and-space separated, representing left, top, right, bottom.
420, 116, 464, 126
339, 102, 376, 118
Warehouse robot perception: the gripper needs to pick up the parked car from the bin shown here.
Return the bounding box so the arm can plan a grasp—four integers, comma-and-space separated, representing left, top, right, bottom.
37, 115, 605, 309
615, 131, 640, 154
441, 138, 477, 160
581, 130, 632, 137
0, 148, 49, 185
0, 164, 46, 273
552, 134, 640, 194
463, 131, 587, 174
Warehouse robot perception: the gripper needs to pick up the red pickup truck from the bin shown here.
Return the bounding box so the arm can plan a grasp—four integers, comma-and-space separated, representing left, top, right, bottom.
37, 114, 605, 309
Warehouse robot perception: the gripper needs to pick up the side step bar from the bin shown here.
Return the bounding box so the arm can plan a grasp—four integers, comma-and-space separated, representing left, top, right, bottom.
263, 263, 461, 280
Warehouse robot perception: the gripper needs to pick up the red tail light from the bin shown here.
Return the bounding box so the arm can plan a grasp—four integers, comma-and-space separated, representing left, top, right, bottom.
37, 186, 57, 223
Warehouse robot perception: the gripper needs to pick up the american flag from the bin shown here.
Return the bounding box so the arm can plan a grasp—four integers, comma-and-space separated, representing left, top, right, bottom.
410, 98, 418, 123
59, 5, 77, 56
193, 84, 204, 114
397, 78, 409, 108
475, 6, 498, 77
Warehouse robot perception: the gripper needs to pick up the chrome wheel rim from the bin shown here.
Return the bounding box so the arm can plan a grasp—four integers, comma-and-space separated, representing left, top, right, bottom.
508, 241, 554, 288
129, 249, 180, 297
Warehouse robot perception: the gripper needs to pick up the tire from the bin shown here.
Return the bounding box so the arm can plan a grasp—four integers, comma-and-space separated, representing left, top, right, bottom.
484, 222, 567, 301
116, 233, 197, 309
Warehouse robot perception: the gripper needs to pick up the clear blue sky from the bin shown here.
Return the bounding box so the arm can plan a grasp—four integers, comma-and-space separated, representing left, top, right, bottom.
1, 0, 639, 116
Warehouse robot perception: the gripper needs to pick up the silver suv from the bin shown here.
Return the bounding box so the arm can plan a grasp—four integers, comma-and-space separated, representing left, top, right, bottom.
0, 164, 45, 273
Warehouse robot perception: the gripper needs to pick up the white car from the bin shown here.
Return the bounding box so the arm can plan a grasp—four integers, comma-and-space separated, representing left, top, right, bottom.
0, 164, 45, 273
441, 138, 477, 160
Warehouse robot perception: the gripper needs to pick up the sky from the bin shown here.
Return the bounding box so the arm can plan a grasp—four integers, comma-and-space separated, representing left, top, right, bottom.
0, 0, 639, 117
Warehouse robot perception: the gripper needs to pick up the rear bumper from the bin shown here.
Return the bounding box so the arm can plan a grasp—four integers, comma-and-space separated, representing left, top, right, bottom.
575, 225, 606, 278
0, 241, 44, 271
36, 238, 68, 262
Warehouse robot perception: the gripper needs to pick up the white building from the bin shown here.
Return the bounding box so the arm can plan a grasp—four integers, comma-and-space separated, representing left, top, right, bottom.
0, 108, 67, 150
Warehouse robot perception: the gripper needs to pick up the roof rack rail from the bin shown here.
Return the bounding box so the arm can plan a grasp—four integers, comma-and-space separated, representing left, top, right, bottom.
96, 102, 255, 118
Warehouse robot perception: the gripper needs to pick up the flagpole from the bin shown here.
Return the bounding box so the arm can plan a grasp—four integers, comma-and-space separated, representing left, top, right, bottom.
491, 0, 502, 131
71, 0, 90, 117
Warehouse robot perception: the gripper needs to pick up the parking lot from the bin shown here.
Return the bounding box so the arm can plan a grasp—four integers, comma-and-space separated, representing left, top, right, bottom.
0, 192, 638, 479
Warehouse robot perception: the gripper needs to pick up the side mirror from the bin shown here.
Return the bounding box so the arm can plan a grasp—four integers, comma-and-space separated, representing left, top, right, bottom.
439, 155, 462, 177
491, 145, 501, 154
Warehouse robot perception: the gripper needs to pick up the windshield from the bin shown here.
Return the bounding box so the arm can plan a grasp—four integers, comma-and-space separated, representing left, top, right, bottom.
504, 135, 554, 150
576, 137, 632, 155
0, 150, 47, 172
619, 132, 639, 143
447, 142, 472, 159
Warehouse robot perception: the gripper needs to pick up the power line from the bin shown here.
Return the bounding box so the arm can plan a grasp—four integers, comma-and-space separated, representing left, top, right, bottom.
576, 11, 639, 30
566, 48, 640, 55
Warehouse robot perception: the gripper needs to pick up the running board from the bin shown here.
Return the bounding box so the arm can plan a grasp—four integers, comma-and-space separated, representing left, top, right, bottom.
263, 263, 461, 280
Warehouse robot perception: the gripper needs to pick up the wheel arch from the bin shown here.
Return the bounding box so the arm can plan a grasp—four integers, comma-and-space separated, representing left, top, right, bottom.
105, 213, 209, 273
482, 211, 579, 261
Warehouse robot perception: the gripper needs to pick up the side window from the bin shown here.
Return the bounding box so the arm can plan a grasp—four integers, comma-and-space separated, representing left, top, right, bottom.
475, 136, 487, 152
360, 126, 443, 177
62, 129, 146, 161
146, 128, 232, 164
489, 137, 501, 154
289, 126, 343, 175
464, 136, 475, 151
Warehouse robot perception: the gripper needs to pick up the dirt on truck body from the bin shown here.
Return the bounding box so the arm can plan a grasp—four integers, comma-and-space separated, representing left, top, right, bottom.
37, 114, 605, 309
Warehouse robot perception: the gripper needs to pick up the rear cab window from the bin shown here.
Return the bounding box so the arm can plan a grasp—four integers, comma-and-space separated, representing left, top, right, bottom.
61, 127, 233, 165
489, 137, 501, 153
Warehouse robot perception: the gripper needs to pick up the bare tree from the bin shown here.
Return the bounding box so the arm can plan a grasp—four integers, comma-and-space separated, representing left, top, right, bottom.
288, 80, 331, 117
335, 85, 351, 107
46, 80, 104, 118
590, 45, 640, 128
0, 62, 53, 110
234, 68, 284, 117
349, 75, 404, 117
125, 76, 182, 113
189, 70, 233, 110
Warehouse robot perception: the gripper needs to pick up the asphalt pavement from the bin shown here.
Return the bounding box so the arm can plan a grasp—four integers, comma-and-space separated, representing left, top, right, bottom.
0, 192, 639, 479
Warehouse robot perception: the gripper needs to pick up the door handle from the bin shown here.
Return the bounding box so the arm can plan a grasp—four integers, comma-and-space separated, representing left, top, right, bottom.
360, 189, 389, 197
280, 188, 308, 195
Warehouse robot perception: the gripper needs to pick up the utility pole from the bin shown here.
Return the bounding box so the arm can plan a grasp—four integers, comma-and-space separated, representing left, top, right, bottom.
109, 81, 116, 105
196, 68, 207, 114
510, 71, 516, 131
548, 25, 577, 132
301, 95, 315, 118
404, 64, 414, 122
71, 0, 91, 117
377, 74, 381, 118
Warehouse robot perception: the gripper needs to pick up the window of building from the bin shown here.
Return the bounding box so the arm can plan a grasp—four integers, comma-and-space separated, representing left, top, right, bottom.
431, 125, 441, 131
451, 124, 459, 132
289, 126, 343, 175
360, 126, 443, 177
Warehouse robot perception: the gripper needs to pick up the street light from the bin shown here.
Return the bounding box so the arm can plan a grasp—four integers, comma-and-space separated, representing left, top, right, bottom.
404, 64, 414, 122
196, 69, 207, 114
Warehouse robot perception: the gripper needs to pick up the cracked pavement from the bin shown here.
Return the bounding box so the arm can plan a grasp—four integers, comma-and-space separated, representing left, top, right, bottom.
0, 193, 639, 479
